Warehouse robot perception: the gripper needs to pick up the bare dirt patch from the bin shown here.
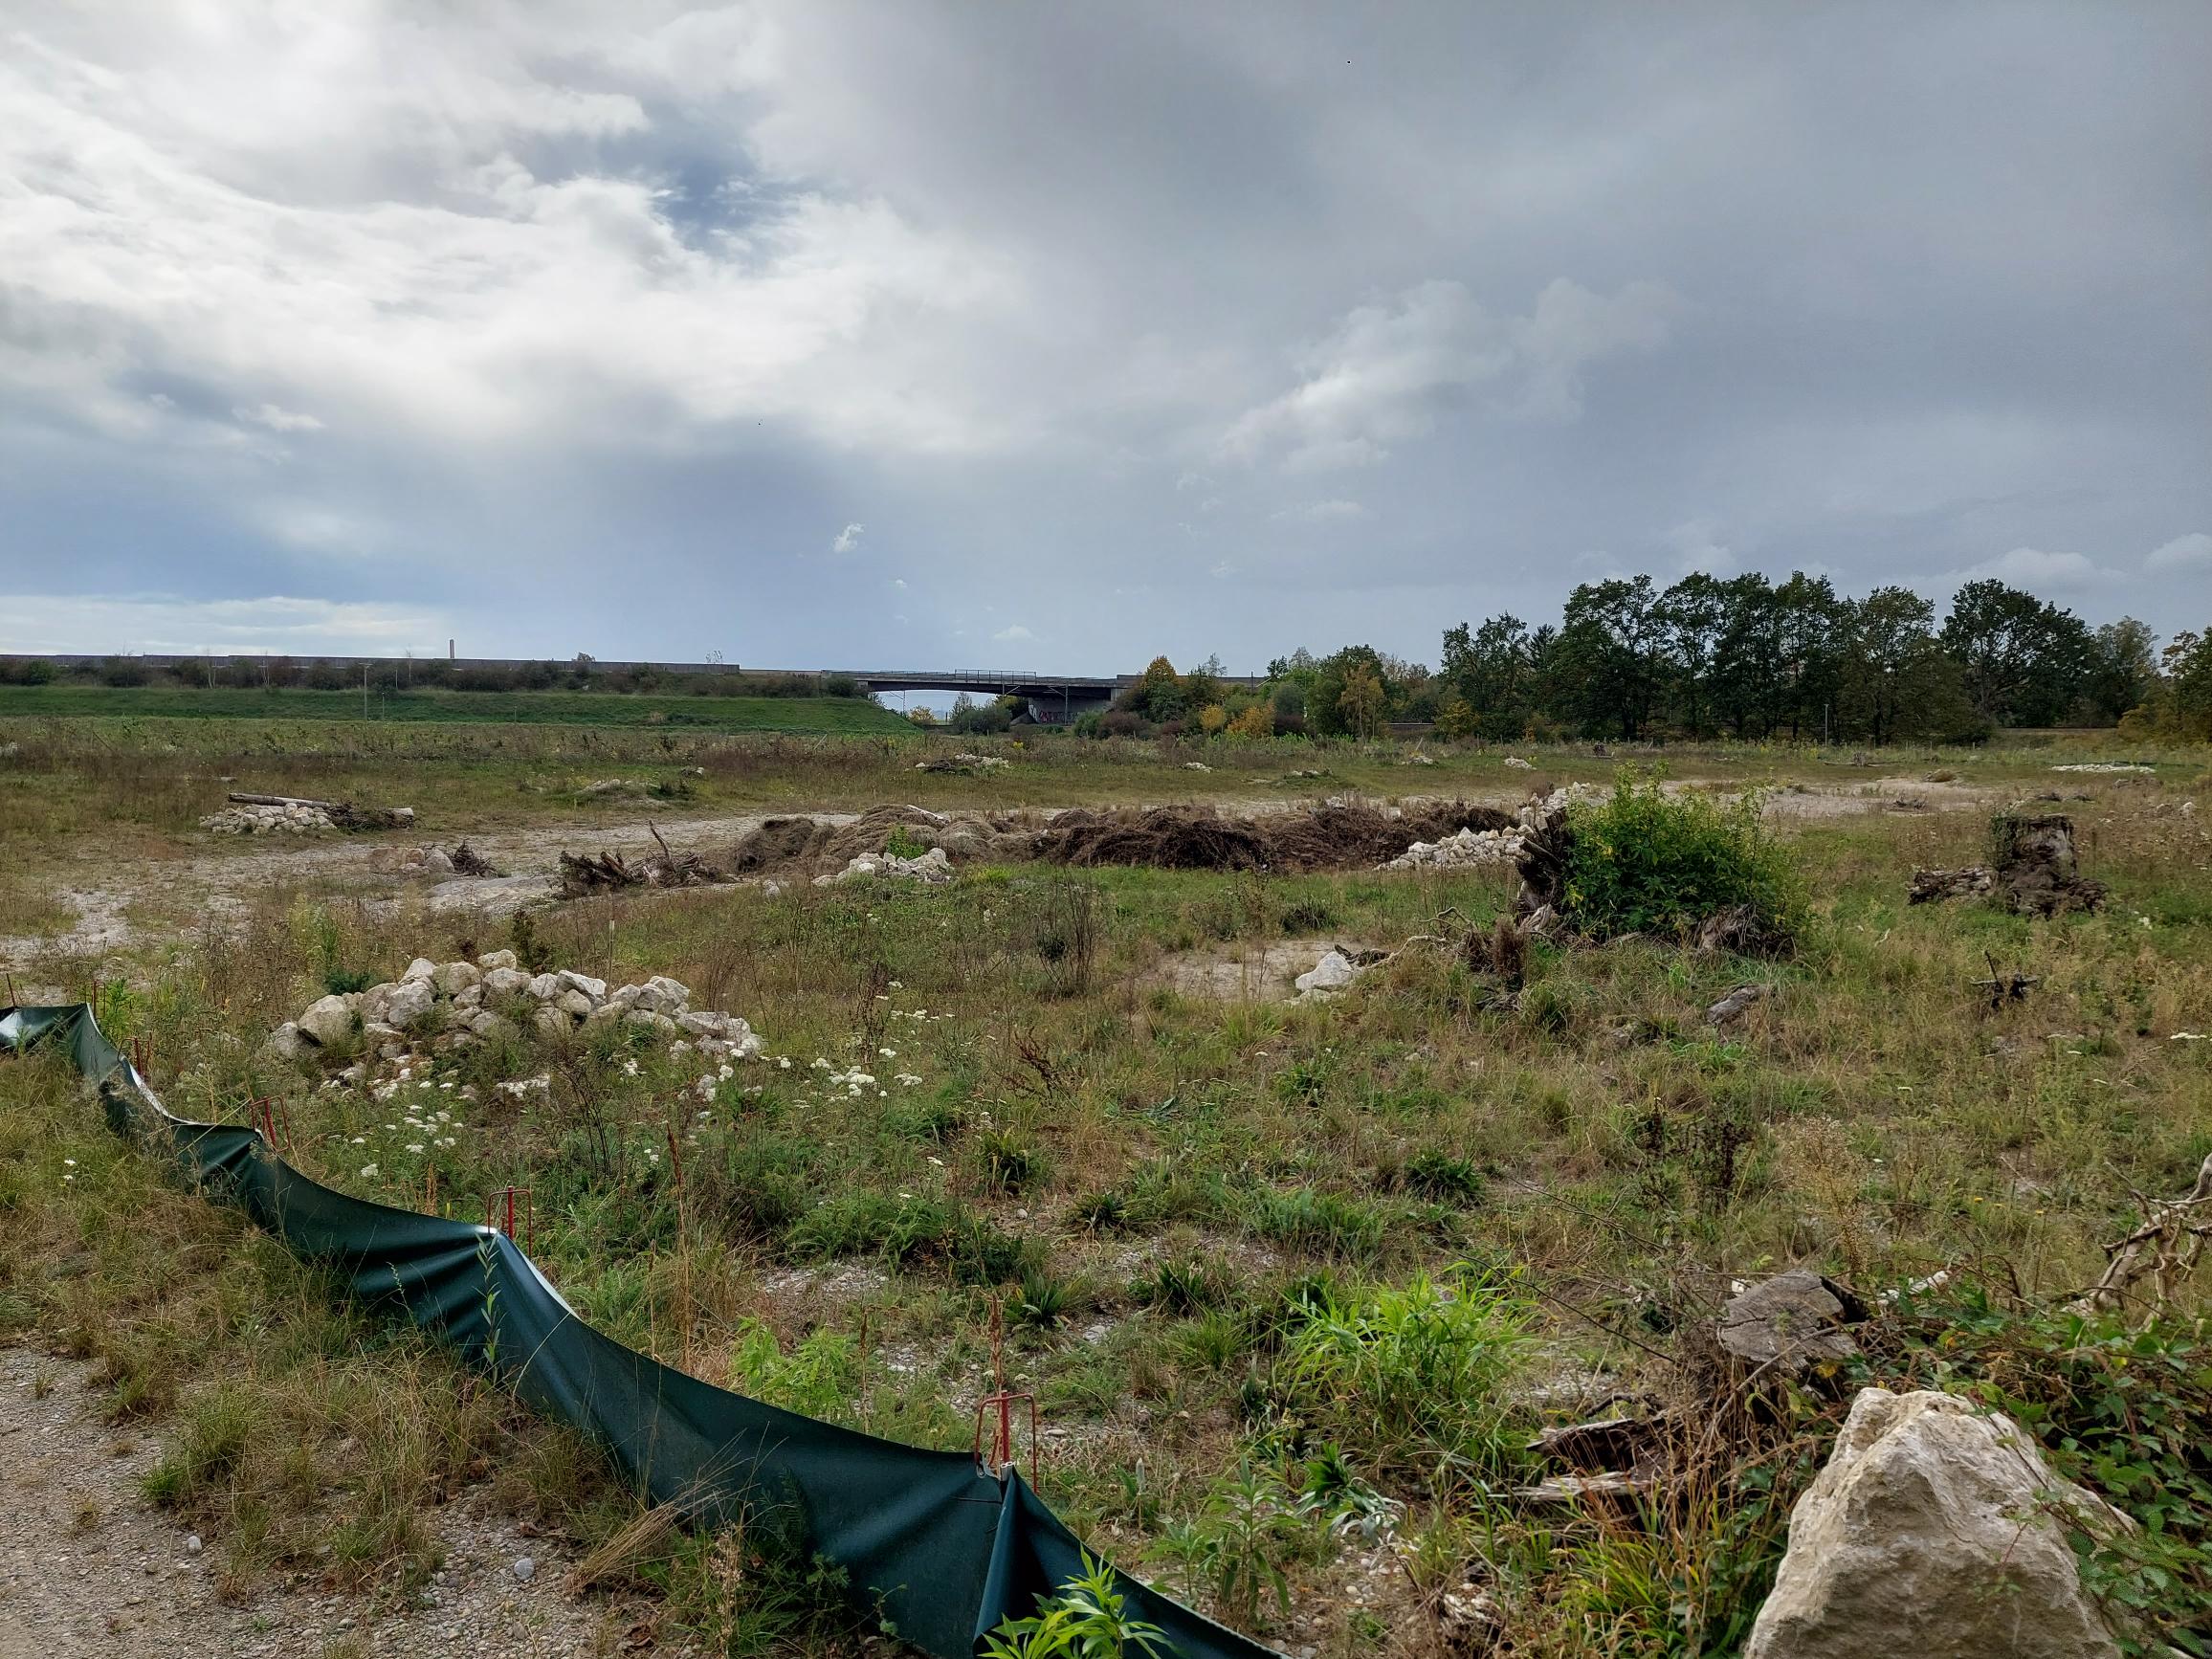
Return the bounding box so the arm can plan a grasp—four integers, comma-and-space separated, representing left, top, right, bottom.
0, 1349, 634, 1659
1150, 938, 1393, 1002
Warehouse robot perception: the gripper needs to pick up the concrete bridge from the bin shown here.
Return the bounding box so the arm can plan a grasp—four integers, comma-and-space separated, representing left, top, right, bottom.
832, 668, 1122, 722
834, 668, 1270, 723
4, 653, 1262, 724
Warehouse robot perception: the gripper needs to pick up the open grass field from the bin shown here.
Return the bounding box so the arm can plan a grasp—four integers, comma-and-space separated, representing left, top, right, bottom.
2, 725, 2209, 1655
0, 683, 917, 734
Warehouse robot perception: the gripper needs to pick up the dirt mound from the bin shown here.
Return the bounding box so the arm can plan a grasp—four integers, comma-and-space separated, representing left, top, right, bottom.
1267, 800, 1513, 872
1036, 800, 1515, 874
728, 800, 1520, 880
1037, 807, 1275, 871
729, 805, 1036, 878
728, 814, 840, 873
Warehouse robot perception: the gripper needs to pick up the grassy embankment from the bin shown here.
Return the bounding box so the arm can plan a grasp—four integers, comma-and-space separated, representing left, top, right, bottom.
4, 748, 2209, 1653
0, 683, 917, 733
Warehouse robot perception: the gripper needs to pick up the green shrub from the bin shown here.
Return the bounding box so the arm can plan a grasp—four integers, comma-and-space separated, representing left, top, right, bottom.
1562, 776, 1803, 946
982, 1552, 1171, 1658
1133, 1257, 1233, 1315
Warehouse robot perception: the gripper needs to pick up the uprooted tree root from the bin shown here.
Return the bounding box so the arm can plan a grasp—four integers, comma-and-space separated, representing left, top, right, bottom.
558, 825, 730, 897
1911, 810, 2106, 916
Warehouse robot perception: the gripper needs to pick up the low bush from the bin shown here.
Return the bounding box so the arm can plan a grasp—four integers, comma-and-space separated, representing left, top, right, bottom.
1562, 775, 1804, 946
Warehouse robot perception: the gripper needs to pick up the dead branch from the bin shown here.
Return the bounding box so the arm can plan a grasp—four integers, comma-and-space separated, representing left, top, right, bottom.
2072, 1152, 2212, 1321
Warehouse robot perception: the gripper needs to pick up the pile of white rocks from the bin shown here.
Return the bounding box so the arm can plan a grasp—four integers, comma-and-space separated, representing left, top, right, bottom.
264, 949, 762, 1068
814, 846, 956, 886
203, 802, 336, 834
1383, 825, 1525, 870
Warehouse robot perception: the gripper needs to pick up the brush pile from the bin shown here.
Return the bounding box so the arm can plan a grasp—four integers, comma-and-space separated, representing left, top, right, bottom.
727, 799, 1518, 880
558, 826, 728, 897
730, 805, 1030, 877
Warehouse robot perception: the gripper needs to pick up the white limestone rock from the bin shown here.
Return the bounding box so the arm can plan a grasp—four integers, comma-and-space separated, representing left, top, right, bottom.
1745, 1387, 2128, 1659
297, 995, 357, 1047
431, 961, 481, 998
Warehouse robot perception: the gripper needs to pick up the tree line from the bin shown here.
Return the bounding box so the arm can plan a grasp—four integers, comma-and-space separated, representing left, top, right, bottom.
1085, 572, 2206, 745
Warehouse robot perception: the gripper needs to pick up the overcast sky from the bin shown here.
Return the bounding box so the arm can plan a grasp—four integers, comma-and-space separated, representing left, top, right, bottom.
2, 2, 2206, 674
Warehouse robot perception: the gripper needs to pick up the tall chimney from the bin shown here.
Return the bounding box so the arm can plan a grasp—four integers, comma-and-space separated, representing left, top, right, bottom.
448, 638, 454, 661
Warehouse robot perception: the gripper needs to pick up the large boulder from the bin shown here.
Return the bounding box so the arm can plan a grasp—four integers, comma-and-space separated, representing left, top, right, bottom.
260, 1021, 308, 1062
556, 969, 608, 1003
384, 977, 436, 1028
482, 966, 534, 998
642, 974, 693, 1009
1295, 949, 1360, 996
431, 961, 481, 998
1746, 1387, 2127, 1659
297, 994, 357, 1048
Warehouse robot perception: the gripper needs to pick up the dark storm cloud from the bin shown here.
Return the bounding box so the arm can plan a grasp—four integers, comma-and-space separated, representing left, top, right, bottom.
0, 2, 2204, 670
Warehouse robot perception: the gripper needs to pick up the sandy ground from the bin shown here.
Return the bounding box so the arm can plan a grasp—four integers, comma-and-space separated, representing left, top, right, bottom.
0, 1348, 654, 1659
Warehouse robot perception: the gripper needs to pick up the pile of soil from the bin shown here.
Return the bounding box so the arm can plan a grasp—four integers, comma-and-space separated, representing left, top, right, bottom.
1033, 800, 1515, 874
728, 805, 1037, 877
729, 800, 1518, 880
1034, 807, 1274, 871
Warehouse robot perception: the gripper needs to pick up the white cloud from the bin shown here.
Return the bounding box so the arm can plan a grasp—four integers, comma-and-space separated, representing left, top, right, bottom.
1272, 499, 1367, 523
0, 13, 1023, 458
892, 577, 907, 589
1663, 517, 1736, 576
832, 522, 864, 554
232, 403, 323, 432
2145, 532, 2211, 572
0, 594, 444, 655
1945, 547, 2113, 589
1223, 276, 1675, 471
993, 623, 1034, 642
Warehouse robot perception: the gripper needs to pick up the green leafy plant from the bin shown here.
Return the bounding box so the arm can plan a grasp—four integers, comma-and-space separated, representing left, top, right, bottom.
1153, 1462, 1305, 1632
1893, 1295, 2212, 1654
981, 1552, 1171, 1658
729, 1316, 860, 1420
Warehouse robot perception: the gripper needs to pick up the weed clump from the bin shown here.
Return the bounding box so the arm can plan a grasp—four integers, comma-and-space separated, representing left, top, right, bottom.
1281, 1269, 1530, 1472
1560, 776, 1804, 949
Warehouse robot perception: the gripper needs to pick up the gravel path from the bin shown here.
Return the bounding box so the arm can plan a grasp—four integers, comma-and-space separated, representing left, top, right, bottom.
0, 1348, 644, 1658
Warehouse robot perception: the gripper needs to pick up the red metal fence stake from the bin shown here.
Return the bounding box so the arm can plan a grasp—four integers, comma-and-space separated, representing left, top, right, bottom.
970, 1298, 1043, 1491
484, 1185, 534, 1254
